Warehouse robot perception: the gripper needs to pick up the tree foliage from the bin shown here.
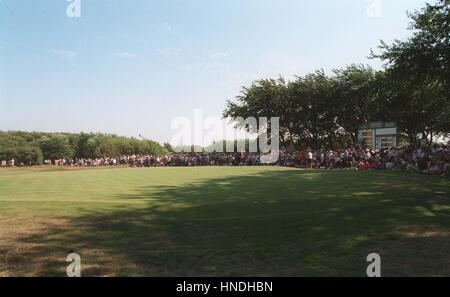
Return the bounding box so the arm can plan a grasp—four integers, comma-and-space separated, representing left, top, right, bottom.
372, 0, 449, 144
0, 131, 167, 165
224, 65, 381, 149
224, 0, 450, 148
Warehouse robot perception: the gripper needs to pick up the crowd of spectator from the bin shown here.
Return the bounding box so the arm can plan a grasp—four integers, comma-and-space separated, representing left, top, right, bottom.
1, 145, 449, 176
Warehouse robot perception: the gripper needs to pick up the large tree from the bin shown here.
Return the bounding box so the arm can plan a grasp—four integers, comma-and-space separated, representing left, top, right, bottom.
223, 67, 379, 149
332, 65, 378, 144
287, 70, 338, 149
223, 78, 290, 146
372, 0, 450, 145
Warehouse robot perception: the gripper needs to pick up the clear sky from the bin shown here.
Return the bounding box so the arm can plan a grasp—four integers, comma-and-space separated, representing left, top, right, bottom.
0, 0, 430, 144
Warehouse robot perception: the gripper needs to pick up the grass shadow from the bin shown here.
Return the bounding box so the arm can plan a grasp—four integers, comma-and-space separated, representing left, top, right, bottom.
2, 169, 450, 276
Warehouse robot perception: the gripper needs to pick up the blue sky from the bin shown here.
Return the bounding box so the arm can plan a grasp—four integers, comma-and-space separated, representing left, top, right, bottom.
0, 0, 429, 144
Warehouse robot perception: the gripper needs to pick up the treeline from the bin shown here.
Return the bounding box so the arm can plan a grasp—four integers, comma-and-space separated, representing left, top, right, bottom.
170, 139, 258, 153
0, 131, 167, 165
224, 0, 449, 149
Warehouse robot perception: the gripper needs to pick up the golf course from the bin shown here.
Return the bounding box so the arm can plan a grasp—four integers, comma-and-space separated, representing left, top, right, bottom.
1, 166, 449, 277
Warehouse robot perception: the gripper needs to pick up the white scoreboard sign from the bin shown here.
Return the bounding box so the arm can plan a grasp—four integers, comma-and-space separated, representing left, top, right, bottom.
358, 122, 397, 149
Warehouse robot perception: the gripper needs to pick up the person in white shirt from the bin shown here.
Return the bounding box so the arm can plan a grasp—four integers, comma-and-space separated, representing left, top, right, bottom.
307, 151, 313, 168
364, 149, 371, 161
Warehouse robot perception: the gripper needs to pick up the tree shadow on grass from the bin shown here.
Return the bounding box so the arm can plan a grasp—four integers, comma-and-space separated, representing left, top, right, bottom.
3, 169, 450, 276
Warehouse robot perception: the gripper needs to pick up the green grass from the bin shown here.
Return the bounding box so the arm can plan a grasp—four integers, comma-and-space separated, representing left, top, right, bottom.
0, 166, 449, 276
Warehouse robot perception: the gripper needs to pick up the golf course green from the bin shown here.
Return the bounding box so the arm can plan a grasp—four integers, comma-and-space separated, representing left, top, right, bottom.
1, 166, 449, 276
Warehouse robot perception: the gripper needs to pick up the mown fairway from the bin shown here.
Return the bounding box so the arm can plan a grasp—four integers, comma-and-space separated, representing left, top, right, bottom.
0, 166, 449, 276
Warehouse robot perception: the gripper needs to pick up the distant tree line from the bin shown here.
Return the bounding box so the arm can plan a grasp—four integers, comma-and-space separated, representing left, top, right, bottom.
224, 0, 449, 149
0, 131, 167, 165
169, 139, 259, 153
